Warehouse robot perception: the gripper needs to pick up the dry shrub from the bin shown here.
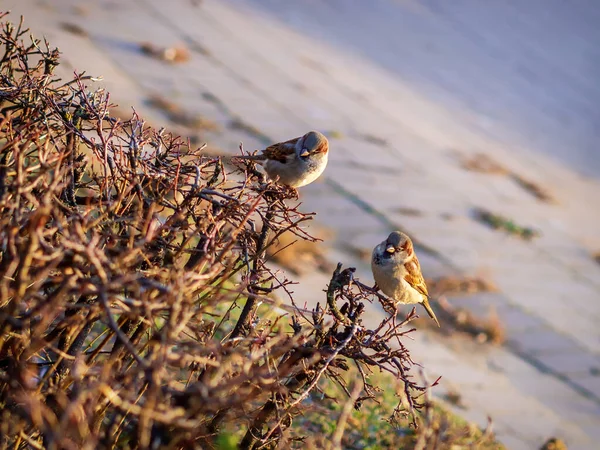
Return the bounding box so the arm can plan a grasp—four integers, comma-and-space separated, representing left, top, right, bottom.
266, 226, 334, 276
0, 14, 437, 449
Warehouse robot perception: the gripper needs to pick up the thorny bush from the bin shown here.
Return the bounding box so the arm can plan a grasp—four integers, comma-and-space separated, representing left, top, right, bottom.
0, 13, 437, 450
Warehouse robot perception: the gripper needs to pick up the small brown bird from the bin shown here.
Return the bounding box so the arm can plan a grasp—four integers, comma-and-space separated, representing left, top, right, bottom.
371, 231, 440, 327
234, 131, 329, 188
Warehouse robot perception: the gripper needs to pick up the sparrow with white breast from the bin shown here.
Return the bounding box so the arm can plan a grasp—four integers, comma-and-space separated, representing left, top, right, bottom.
233, 131, 329, 188
371, 231, 440, 327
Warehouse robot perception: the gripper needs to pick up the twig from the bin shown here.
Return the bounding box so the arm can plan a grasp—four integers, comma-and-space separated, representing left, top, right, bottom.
229, 205, 275, 340
330, 381, 362, 449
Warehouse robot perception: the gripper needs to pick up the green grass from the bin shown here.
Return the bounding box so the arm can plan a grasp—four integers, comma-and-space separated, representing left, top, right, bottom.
290, 368, 505, 450
212, 363, 506, 449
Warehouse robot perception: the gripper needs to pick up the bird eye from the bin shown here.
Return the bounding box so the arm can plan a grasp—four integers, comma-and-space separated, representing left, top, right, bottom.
300, 149, 310, 158
385, 246, 395, 254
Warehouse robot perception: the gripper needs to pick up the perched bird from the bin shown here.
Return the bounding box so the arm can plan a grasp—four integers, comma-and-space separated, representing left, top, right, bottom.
371, 231, 440, 327
234, 131, 329, 188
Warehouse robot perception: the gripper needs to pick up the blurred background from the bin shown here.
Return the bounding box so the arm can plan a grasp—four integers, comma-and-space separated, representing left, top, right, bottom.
4, 0, 600, 448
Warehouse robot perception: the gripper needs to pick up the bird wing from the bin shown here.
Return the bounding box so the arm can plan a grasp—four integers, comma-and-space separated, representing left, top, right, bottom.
404, 254, 440, 326
262, 137, 299, 163
403, 256, 429, 298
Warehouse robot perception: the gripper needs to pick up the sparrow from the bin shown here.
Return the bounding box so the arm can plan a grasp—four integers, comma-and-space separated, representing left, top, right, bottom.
233, 131, 329, 188
371, 231, 440, 327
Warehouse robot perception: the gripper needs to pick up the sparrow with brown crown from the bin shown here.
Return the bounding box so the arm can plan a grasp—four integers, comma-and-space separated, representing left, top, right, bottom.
371, 231, 440, 327
234, 131, 329, 188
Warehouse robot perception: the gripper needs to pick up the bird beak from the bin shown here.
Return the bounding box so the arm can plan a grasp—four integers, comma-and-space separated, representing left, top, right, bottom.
300, 150, 310, 157
385, 246, 395, 254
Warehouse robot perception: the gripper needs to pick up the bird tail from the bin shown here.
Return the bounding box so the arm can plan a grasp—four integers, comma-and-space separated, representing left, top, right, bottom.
421, 297, 440, 327
231, 154, 266, 162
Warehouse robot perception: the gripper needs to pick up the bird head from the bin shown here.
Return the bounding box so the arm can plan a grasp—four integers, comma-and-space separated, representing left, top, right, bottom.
297, 131, 329, 160
382, 231, 414, 261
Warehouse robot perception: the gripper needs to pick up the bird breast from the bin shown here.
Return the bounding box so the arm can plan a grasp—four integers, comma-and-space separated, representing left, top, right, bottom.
371, 246, 422, 305
264, 153, 327, 188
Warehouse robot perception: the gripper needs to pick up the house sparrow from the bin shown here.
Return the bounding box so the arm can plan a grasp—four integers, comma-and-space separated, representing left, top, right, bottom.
233, 131, 328, 188
371, 231, 440, 327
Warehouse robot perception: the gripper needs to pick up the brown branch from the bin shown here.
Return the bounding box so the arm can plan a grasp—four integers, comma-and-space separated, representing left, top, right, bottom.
229, 204, 275, 340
